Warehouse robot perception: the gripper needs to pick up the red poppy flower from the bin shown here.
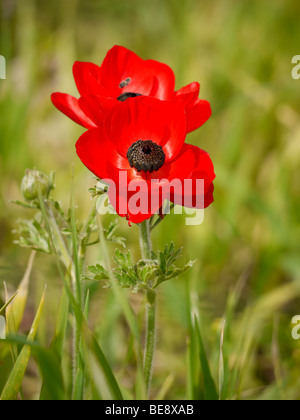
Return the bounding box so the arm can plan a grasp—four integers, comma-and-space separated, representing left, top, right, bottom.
75, 96, 215, 224
51, 45, 211, 134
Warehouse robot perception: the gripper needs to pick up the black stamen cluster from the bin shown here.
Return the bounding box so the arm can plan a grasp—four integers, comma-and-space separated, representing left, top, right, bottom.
127, 140, 165, 173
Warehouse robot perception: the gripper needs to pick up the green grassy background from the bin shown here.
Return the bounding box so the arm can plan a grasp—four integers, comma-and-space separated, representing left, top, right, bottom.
0, 0, 300, 399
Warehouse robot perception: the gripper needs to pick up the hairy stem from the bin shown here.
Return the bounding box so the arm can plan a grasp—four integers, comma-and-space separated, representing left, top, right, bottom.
139, 219, 152, 259
139, 220, 156, 396
144, 289, 156, 394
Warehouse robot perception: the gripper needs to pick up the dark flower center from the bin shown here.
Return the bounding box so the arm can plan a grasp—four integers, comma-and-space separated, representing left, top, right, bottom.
127, 140, 165, 173
117, 92, 142, 102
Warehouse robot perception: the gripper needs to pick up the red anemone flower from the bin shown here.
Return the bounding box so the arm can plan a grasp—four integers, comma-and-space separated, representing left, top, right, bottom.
75, 96, 215, 224
51, 45, 212, 134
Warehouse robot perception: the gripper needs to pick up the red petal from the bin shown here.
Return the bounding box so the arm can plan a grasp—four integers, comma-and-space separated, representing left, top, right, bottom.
142, 143, 198, 182
105, 96, 186, 161
73, 61, 104, 96
51, 93, 96, 129
146, 59, 175, 100
79, 95, 118, 127
186, 99, 212, 133
124, 144, 215, 216
203, 182, 215, 208
189, 145, 215, 190
167, 144, 215, 209
75, 128, 134, 181
108, 178, 164, 224
99, 45, 155, 98
173, 82, 200, 106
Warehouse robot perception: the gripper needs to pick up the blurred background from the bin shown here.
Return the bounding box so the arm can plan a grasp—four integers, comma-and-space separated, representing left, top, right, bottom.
0, 0, 300, 399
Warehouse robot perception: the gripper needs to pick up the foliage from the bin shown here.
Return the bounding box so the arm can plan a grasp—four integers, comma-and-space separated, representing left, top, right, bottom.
86, 243, 195, 291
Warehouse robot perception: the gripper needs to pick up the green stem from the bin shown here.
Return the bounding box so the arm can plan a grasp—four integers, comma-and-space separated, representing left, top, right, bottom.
37, 193, 80, 394
139, 220, 152, 259
139, 220, 156, 396
47, 206, 80, 385
144, 289, 156, 394
98, 214, 146, 398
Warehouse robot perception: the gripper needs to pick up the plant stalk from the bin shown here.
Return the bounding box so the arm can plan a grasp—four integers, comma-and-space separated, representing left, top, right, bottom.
37, 193, 80, 395
139, 220, 157, 396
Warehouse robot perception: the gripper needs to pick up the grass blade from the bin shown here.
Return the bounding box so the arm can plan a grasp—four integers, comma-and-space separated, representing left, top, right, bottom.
60, 271, 123, 400
219, 319, 226, 400
0, 290, 19, 316
39, 287, 69, 400
0, 286, 46, 400
97, 214, 146, 399
194, 315, 218, 401
72, 291, 90, 400
35, 347, 65, 400
5, 251, 36, 334
0, 316, 5, 340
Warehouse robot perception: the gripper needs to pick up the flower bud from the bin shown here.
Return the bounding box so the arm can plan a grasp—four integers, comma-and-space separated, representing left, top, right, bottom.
21, 169, 54, 202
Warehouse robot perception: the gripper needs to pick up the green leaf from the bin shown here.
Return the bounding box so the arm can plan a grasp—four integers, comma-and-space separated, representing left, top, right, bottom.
1, 336, 65, 401
159, 251, 167, 275
70, 196, 82, 305
0, 290, 19, 316
87, 264, 109, 281
0, 287, 46, 400
40, 288, 69, 400
104, 221, 126, 248
114, 250, 140, 289
13, 215, 51, 254
83, 329, 124, 400
72, 366, 85, 401
88, 179, 108, 198
52, 288, 69, 356
0, 316, 5, 339
194, 315, 218, 401
135, 260, 158, 285
5, 251, 36, 334
51, 200, 65, 218
35, 347, 65, 401
59, 272, 123, 400
72, 291, 90, 401
219, 319, 226, 399
11, 200, 39, 209
153, 242, 195, 288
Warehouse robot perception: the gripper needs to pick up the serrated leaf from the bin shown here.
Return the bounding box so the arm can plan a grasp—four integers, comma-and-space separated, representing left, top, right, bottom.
14, 215, 51, 254
135, 260, 158, 285
103, 221, 126, 248
159, 251, 167, 275
87, 264, 109, 281
168, 241, 175, 255
153, 242, 195, 288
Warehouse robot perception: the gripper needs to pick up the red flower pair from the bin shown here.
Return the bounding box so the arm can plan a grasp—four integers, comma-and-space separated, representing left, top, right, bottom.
51, 46, 215, 224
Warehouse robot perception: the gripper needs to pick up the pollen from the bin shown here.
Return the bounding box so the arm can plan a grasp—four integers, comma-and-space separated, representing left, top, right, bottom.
127, 140, 165, 173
